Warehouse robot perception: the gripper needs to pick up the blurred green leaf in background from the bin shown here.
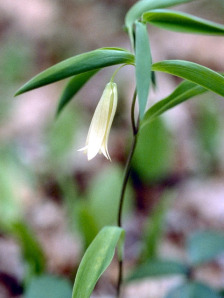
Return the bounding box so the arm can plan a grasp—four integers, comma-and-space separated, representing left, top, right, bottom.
140, 191, 174, 261
166, 282, 221, 298
133, 117, 175, 182
187, 231, 224, 266
25, 274, 72, 298
77, 165, 134, 248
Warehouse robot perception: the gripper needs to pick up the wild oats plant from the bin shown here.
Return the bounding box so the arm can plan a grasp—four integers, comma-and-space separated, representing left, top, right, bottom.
15, 0, 224, 297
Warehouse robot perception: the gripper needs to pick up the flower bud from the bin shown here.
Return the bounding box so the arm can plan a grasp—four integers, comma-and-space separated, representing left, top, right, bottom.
79, 82, 118, 160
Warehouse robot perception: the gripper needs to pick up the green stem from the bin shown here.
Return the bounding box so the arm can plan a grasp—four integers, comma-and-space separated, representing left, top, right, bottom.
116, 89, 138, 297
117, 132, 138, 228
110, 64, 127, 82
131, 89, 138, 135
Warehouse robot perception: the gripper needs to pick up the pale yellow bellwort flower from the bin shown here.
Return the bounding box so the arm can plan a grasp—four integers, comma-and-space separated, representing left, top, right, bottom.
79, 82, 118, 160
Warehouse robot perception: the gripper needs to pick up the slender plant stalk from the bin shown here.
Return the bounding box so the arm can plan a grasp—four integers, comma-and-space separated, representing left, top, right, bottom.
116, 89, 139, 297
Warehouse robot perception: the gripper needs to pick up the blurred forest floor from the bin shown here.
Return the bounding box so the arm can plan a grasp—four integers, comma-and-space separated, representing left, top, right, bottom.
1, 0, 224, 297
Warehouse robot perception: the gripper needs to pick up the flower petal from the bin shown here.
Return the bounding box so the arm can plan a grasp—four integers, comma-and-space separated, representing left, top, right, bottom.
100, 83, 117, 160
79, 82, 117, 161
86, 84, 112, 159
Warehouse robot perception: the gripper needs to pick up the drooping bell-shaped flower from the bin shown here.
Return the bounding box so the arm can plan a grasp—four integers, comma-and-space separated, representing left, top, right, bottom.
79, 82, 118, 160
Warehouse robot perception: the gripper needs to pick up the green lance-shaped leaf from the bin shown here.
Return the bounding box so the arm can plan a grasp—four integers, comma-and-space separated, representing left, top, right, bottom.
15, 48, 134, 96
152, 60, 224, 97
56, 69, 99, 117
141, 80, 206, 130
127, 259, 188, 282
135, 21, 152, 119
187, 231, 224, 266
72, 226, 125, 298
166, 282, 222, 298
143, 9, 224, 34
124, 0, 193, 47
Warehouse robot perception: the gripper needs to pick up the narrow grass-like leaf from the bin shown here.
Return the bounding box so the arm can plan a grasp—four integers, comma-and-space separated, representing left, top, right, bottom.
140, 191, 174, 261
72, 226, 124, 298
187, 231, 224, 265
15, 48, 134, 96
127, 259, 188, 281
166, 282, 221, 298
125, 0, 193, 47
141, 80, 206, 130
11, 221, 46, 275
56, 70, 98, 117
135, 21, 152, 119
143, 9, 224, 34
152, 60, 224, 97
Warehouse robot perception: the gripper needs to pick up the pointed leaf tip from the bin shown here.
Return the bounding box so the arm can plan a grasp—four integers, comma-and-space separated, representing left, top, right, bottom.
143, 9, 224, 35
15, 48, 134, 95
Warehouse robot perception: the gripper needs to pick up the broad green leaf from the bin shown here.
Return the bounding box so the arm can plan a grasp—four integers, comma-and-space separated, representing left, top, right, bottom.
56, 69, 99, 117
132, 117, 174, 182
135, 21, 152, 119
86, 165, 133, 229
25, 274, 72, 298
143, 9, 224, 34
72, 226, 124, 298
127, 259, 188, 281
187, 231, 224, 265
78, 203, 99, 249
152, 60, 224, 98
15, 48, 134, 95
141, 80, 206, 130
166, 282, 221, 298
125, 0, 193, 47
